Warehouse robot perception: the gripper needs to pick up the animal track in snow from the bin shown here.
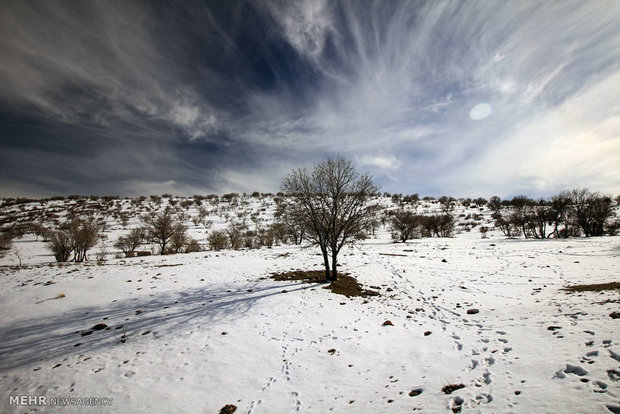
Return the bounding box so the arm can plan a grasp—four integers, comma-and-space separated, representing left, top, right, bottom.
449, 396, 464, 413
483, 356, 495, 366
291, 391, 302, 411
475, 393, 493, 404
475, 371, 492, 387
261, 376, 277, 391
554, 364, 587, 378
592, 380, 608, 393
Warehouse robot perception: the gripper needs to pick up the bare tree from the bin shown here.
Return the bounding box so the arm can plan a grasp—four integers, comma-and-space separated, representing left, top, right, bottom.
547, 193, 572, 238
169, 222, 189, 253
488, 196, 502, 213
141, 207, 176, 254
568, 188, 613, 237
281, 156, 379, 281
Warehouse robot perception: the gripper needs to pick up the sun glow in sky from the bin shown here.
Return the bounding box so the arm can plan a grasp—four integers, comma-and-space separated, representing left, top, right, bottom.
0, 0, 618, 198
469, 103, 492, 121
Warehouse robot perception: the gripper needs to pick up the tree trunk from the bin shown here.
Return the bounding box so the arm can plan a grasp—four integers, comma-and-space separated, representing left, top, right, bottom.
330, 250, 338, 281
321, 247, 330, 281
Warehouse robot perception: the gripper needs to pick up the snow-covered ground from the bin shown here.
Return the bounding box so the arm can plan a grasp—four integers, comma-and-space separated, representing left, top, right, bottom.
0, 199, 619, 413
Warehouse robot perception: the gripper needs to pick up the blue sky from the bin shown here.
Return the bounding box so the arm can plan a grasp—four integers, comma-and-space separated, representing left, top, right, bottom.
0, 0, 618, 198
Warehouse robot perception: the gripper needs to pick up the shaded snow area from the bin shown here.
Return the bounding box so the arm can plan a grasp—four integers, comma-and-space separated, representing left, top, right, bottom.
1, 236, 619, 412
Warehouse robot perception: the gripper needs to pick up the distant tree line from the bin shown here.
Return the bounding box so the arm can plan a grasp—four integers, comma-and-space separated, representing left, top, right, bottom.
491, 188, 617, 238
1, 172, 618, 266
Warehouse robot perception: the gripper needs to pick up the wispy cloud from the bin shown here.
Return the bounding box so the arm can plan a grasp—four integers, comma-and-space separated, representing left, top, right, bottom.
0, 0, 618, 197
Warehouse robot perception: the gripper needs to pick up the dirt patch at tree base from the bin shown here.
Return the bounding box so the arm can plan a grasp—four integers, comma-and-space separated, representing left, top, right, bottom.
563, 282, 620, 293
270, 270, 380, 297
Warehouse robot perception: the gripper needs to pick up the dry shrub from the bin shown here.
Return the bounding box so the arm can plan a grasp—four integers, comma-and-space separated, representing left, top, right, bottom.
208, 230, 228, 251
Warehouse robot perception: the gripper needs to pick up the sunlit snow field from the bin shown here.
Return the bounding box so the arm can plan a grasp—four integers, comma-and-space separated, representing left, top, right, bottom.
0, 198, 618, 413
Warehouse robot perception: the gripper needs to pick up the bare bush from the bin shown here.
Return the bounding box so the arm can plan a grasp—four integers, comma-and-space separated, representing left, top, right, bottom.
184, 238, 202, 253
0, 231, 13, 258
257, 226, 275, 248
114, 228, 143, 257
30, 222, 48, 241
607, 218, 620, 236
208, 230, 229, 251
438, 196, 456, 213
226, 222, 246, 250
479, 226, 489, 238
473, 197, 488, 207
419, 214, 456, 237
389, 209, 421, 242
191, 215, 202, 226
47, 230, 72, 262
65, 219, 101, 262
242, 230, 257, 249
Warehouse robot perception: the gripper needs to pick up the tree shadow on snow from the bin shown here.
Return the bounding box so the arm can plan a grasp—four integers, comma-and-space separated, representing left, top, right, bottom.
0, 280, 305, 371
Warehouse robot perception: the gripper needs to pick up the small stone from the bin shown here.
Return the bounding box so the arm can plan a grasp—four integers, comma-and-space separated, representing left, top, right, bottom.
424, 331, 432, 336
409, 388, 423, 397
467, 308, 479, 315
219, 404, 237, 414
382, 320, 394, 326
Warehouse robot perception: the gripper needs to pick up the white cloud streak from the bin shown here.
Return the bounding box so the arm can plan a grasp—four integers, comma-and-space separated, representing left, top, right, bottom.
249, 0, 620, 196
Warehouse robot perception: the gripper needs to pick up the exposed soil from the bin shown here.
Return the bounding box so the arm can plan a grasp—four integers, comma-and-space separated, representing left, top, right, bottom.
271, 270, 327, 283
442, 383, 465, 394
563, 282, 620, 293
270, 270, 380, 297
